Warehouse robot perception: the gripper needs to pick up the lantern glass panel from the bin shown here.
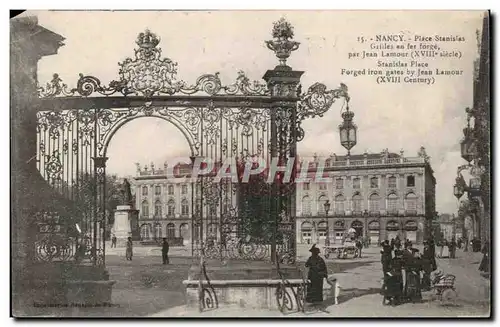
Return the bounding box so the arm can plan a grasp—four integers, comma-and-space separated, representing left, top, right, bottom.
349, 127, 357, 143
340, 128, 348, 143
469, 177, 481, 190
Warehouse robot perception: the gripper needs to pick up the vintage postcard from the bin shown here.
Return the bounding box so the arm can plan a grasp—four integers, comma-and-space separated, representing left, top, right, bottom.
10, 10, 490, 318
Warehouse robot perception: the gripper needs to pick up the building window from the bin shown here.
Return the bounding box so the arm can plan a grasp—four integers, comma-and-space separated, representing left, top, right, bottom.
181, 199, 189, 216
140, 224, 151, 240
141, 200, 149, 218
154, 200, 162, 217
352, 193, 363, 212
317, 221, 327, 238
302, 196, 311, 216
352, 177, 361, 189
387, 193, 398, 212
303, 182, 310, 191
405, 192, 418, 212
208, 204, 217, 218
181, 184, 188, 195
319, 183, 327, 190
335, 194, 345, 214
167, 199, 175, 216
168, 185, 174, 195
142, 186, 148, 196
155, 185, 161, 195
368, 193, 380, 212
207, 223, 217, 237
370, 177, 379, 189
407, 175, 415, 187
301, 222, 313, 244
179, 223, 189, 240
154, 223, 162, 240
388, 176, 397, 189
167, 223, 175, 239
335, 178, 343, 190
318, 195, 328, 215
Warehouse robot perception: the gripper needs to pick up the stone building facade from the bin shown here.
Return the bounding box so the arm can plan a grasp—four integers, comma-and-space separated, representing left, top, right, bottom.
295, 149, 436, 246
132, 149, 436, 246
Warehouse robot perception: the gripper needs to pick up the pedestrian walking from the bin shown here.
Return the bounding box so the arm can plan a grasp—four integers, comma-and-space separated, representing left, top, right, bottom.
162, 238, 170, 264
449, 237, 457, 259
125, 237, 133, 261
305, 244, 328, 306
479, 241, 490, 274
356, 238, 363, 258
111, 234, 117, 248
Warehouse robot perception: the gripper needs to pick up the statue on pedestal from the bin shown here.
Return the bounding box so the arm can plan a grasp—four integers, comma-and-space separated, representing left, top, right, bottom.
120, 179, 133, 207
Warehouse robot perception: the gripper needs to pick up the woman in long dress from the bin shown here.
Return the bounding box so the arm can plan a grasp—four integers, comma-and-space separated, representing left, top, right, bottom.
404, 249, 423, 303
305, 244, 328, 305
384, 250, 404, 306
126, 237, 133, 261
479, 241, 490, 274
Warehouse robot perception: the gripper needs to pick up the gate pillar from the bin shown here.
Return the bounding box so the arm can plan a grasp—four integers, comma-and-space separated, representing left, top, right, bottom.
263, 67, 303, 263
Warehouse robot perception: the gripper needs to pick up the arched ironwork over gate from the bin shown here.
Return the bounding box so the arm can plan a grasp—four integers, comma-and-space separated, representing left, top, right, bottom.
35, 19, 350, 266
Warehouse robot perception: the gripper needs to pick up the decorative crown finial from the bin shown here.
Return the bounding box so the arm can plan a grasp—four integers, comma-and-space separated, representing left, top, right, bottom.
136, 29, 160, 49
265, 18, 300, 68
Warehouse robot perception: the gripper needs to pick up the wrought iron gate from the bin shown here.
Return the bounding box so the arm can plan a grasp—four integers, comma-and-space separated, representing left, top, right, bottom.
35, 19, 350, 266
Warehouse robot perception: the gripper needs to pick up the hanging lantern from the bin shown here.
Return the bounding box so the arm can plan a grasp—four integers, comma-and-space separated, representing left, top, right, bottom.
453, 182, 464, 200
339, 107, 357, 155
460, 115, 478, 163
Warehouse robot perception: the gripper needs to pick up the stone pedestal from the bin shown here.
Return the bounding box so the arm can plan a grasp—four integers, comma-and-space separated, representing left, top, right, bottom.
112, 205, 139, 246
184, 260, 307, 311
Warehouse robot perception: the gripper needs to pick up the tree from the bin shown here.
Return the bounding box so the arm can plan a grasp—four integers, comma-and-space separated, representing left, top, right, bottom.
68, 173, 124, 238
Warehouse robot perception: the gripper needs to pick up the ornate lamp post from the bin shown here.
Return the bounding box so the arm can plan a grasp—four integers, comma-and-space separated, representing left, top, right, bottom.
323, 200, 331, 246
339, 106, 357, 156
460, 111, 478, 163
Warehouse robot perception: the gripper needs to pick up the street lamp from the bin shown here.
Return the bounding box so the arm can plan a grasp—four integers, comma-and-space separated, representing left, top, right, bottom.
339, 106, 357, 156
324, 200, 331, 246
460, 111, 478, 163
453, 179, 465, 200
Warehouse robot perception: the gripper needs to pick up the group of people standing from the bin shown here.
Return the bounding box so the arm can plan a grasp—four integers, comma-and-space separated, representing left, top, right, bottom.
122, 237, 170, 264
381, 236, 437, 306
436, 238, 458, 258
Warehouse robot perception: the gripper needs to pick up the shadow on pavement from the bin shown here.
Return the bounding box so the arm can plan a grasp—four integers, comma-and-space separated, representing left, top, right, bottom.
324, 287, 382, 306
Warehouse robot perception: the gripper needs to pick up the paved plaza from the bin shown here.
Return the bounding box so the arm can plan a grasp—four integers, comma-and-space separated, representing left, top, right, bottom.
17, 244, 490, 318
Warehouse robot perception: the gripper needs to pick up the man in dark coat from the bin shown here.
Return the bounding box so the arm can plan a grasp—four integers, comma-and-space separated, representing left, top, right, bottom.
380, 241, 393, 298
421, 241, 433, 290
449, 237, 457, 259
395, 236, 402, 250
162, 238, 170, 264
305, 244, 328, 305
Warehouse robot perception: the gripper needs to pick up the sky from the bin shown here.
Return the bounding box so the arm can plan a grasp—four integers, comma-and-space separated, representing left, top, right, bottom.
29, 10, 485, 215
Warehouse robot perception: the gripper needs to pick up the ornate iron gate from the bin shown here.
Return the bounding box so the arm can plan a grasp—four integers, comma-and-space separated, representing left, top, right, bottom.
35, 19, 350, 266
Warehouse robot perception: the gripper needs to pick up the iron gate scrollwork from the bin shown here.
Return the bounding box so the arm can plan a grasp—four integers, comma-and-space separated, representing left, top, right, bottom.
36, 20, 350, 268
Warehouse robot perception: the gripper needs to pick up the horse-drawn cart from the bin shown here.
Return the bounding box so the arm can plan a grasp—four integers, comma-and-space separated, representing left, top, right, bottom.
323, 245, 358, 259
